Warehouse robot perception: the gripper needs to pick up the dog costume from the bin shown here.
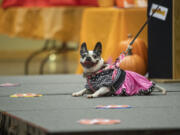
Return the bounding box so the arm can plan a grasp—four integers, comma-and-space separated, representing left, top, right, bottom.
85, 54, 154, 96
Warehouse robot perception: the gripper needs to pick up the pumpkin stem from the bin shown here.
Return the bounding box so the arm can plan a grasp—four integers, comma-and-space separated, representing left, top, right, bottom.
128, 34, 133, 39
124, 34, 134, 55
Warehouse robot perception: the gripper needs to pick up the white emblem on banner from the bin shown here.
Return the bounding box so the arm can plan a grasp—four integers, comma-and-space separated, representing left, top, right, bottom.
149, 3, 168, 21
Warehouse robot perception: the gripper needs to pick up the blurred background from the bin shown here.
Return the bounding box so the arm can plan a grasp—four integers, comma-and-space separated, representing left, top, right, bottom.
0, 0, 148, 76
0, 0, 179, 79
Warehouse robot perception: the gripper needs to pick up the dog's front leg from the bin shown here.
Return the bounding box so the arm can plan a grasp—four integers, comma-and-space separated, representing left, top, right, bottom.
72, 88, 87, 97
87, 87, 110, 98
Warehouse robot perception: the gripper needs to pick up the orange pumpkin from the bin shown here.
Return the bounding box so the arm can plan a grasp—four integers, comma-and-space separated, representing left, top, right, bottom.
119, 48, 147, 75
118, 34, 148, 65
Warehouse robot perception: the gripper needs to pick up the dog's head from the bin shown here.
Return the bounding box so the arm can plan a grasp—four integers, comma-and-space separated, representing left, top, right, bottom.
80, 42, 104, 73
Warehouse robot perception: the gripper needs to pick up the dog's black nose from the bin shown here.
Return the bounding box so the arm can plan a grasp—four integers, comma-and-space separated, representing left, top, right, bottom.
86, 57, 92, 61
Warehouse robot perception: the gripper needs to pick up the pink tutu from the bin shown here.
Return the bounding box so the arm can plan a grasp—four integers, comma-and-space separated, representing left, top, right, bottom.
115, 70, 154, 96
85, 53, 154, 96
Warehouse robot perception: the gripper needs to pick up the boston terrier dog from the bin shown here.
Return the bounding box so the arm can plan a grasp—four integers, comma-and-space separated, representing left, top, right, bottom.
72, 42, 166, 98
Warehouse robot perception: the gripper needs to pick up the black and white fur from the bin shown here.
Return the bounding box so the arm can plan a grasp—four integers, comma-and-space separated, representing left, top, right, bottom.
72, 42, 166, 98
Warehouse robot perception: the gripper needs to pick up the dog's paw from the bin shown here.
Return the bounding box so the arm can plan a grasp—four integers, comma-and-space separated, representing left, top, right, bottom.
87, 94, 97, 98
87, 94, 93, 98
72, 92, 83, 97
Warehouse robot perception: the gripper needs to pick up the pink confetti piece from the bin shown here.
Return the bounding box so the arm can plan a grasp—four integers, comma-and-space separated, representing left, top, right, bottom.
96, 105, 132, 109
78, 118, 121, 125
0, 83, 20, 87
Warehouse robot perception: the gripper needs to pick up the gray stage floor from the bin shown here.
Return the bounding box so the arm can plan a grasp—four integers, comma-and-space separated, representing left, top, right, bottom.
0, 75, 180, 135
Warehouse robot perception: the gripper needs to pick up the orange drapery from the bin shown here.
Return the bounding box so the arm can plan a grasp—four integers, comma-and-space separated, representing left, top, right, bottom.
0, 7, 84, 42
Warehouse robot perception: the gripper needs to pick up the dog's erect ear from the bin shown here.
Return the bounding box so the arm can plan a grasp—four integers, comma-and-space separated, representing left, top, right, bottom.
93, 42, 102, 56
80, 42, 88, 55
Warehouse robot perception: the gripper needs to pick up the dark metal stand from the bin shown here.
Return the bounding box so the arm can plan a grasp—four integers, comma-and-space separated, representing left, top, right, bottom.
39, 42, 68, 75
24, 40, 77, 75
25, 40, 50, 75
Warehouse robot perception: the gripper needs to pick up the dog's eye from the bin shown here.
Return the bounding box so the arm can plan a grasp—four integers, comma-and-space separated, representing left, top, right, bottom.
93, 55, 97, 59
81, 54, 86, 58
